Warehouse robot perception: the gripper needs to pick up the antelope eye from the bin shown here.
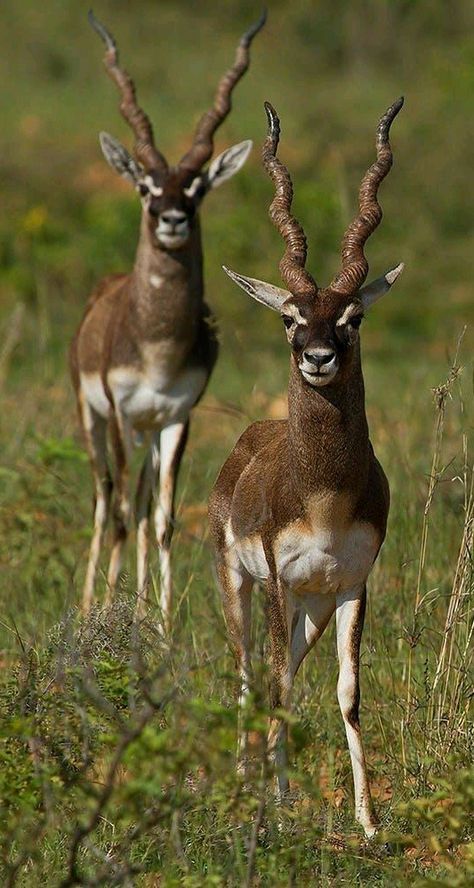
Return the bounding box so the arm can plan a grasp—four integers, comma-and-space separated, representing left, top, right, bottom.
282, 315, 294, 329
336, 312, 363, 344
138, 183, 149, 197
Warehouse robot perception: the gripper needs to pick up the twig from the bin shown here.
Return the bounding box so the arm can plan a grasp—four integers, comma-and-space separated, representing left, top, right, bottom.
245, 737, 268, 887
401, 347, 463, 773
60, 702, 155, 888
0, 302, 24, 389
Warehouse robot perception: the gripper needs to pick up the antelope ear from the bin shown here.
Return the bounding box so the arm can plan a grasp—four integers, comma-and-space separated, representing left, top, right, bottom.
207, 140, 252, 190
358, 262, 404, 309
99, 132, 144, 184
222, 266, 290, 311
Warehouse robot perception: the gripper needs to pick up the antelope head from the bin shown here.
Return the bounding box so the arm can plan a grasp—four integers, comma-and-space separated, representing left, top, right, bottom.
89, 9, 266, 250
224, 99, 404, 387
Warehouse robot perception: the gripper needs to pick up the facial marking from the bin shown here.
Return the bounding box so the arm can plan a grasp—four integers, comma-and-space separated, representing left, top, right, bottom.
143, 175, 163, 197
282, 303, 308, 326
336, 303, 362, 327
183, 177, 202, 199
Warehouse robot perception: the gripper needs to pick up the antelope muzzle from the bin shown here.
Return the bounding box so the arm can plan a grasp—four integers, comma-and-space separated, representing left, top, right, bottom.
155, 209, 191, 249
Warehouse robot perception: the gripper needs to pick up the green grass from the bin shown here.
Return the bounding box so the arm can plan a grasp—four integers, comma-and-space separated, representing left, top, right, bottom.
0, 0, 473, 884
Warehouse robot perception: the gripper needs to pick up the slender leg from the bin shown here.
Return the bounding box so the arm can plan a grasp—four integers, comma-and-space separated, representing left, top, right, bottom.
215, 523, 253, 772
78, 392, 112, 615
336, 584, 378, 837
135, 434, 160, 619
154, 420, 189, 631
290, 592, 336, 677
266, 573, 294, 796
106, 411, 132, 603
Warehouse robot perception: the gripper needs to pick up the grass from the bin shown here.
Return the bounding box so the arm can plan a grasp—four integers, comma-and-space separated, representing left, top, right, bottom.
0, 0, 473, 884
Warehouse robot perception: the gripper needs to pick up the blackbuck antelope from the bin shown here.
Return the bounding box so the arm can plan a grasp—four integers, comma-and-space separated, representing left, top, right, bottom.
70, 10, 266, 626
209, 98, 404, 836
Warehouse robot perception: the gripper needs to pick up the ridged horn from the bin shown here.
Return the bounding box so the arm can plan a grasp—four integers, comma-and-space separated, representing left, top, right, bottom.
89, 9, 168, 174
178, 10, 267, 177
330, 96, 404, 296
262, 101, 317, 298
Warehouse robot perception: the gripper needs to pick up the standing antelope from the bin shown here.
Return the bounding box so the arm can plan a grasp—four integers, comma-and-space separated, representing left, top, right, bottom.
70, 10, 266, 627
209, 98, 404, 836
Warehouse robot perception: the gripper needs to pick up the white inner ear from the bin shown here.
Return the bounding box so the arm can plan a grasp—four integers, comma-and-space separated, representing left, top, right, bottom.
99, 131, 143, 183
222, 266, 290, 312
207, 140, 252, 190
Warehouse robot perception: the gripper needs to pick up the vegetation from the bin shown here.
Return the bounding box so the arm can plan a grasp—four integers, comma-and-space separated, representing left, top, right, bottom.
0, 1, 473, 884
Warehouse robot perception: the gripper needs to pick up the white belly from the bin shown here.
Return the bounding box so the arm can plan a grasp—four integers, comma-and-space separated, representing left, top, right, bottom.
234, 520, 379, 595
80, 364, 207, 429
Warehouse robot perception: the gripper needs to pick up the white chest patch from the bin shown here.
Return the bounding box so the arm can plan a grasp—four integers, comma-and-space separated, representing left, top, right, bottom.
233, 519, 380, 595
80, 360, 207, 429
149, 274, 164, 288
108, 363, 207, 429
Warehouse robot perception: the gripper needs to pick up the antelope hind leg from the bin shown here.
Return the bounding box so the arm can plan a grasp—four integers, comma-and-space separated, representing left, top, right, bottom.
214, 535, 253, 775
266, 574, 294, 797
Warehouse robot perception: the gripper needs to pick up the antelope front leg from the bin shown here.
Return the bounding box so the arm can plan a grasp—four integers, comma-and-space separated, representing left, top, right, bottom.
290, 592, 336, 676
78, 394, 112, 614
135, 434, 160, 619
336, 585, 378, 838
106, 411, 133, 604
268, 592, 336, 797
154, 421, 189, 632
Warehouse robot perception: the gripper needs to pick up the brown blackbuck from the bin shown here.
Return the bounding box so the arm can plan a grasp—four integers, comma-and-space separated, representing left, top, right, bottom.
70, 10, 266, 628
208, 98, 404, 836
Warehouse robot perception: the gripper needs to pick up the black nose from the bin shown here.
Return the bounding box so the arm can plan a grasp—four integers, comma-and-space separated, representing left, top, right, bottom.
161, 211, 187, 226
303, 351, 335, 368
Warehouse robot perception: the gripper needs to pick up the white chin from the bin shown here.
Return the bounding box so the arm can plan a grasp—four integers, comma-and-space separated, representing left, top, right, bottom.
156, 232, 188, 249
301, 370, 336, 387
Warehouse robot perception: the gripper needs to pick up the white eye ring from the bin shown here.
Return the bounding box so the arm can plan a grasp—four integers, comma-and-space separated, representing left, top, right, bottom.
140, 175, 163, 197
280, 304, 308, 327
335, 303, 362, 327
183, 177, 202, 199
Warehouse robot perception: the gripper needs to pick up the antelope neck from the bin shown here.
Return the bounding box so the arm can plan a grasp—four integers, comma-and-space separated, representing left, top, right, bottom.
130, 214, 204, 339
287, 351, 370, 496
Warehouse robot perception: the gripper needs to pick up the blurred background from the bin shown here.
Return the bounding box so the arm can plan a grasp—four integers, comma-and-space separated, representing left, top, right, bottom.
1, 0, 473, 639
0, 3, 473, 883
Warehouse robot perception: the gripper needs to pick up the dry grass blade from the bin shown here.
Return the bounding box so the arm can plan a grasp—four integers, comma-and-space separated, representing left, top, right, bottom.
402, 332, 473, 773
0, 303, 24, 390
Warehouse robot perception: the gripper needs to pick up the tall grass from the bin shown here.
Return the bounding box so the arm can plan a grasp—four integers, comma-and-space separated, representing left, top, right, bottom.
0, 349, 472, 886
402, 341, 473, 776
